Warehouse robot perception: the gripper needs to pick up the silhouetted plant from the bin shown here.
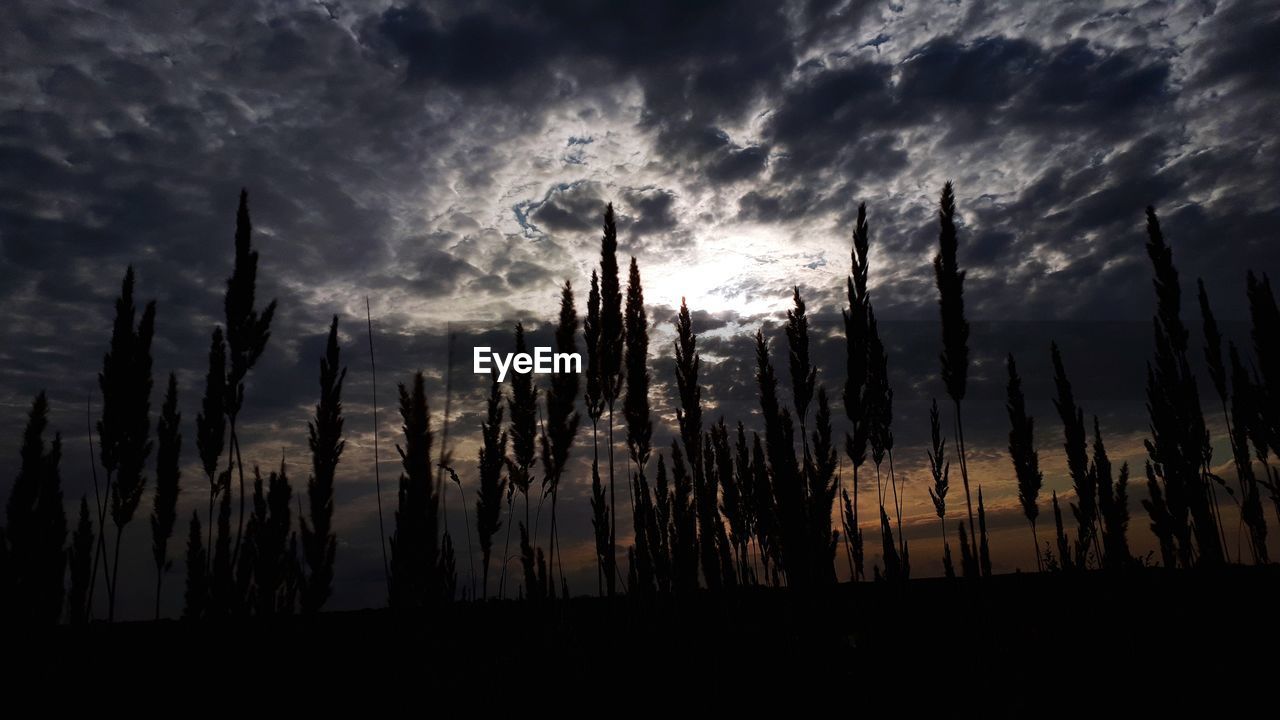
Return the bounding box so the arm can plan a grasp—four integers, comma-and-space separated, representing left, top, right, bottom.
1051, 491, 1075, 572
1006, 354, 1042, 570
98, 266, 155, 621
1142, 207, 1222, 566
705, 423, 738, 588
624, 259, 658, 595
787, 286, 817, 461
68, 497, 93, 624
933, 182, 977, 561
389, 372, 440, 607
669, 439, 699, 592
477, 370, 507, 599
518, 522, 546, 602
1201, 281, 1265, 562
4, 392, 66, 624
223, 190, 277, 569
720, 423, 751, 584
957, 521, 977, 578
790, 286, 837, 584
246, 462, 297, 615
1092, 418, 1132, 569
301, 316, 345, 613
842, 202, 871, 582
806, 388, 838, 583
755, 328, 808, 586
194, 327, 226, 594
183, 512, 207, 620
583, 269, 610, 593
209, 485, 235, 615
1229, 343, 1269, 563
866, 306, 904, 562
878, 507, 902, 581
541, 280, 581, 593
505, 323, 539, 597
1245, 272, 1280, 524
926, 399, 954, 577
598, 205, 625, 596
676, 299, 719, 589
1051, 343, 1096, 568
150, 373, 182, 619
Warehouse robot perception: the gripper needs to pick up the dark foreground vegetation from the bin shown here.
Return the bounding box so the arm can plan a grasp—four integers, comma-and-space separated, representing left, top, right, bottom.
10, 566, 1277, 712
2, 181, 1279, 706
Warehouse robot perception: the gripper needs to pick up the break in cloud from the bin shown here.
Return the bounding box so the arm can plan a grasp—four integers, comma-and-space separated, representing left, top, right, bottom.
0, 0, 1277, 614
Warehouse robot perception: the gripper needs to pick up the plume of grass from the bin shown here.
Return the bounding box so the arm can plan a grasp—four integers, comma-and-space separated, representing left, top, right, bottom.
583, 269, 609, 593
598, 205, 625, 596
67, 497, 93, 624
589, 455, 611, 595
1092, 418, 1132, 568
624, 260, 657, 595
675, 299, 718, 588
668, 440, 700, 592
706, 423, 739, 588
541, 280, 581, 594
505, 323, 539, 596
732, 423, 756, 584
389, 371, 439, 608
1006, 354, 1043, 570
1142, 462, 1176, 568
791, 286, 837, 583
98, 267, 155, 621
787, 286, 816, 455
1142, 207, 1222, 566
477, 371, 508, 598
1229, 343, 1269, 563
150, 373, 182, 619
719, 423, 750, 584
223, 190, 277, 570
183, 512, 207, 620
878, 506, 902, 581
842, 203, 871, 583
301, 316, 345, 613
438, 531, 457, 601
1246, 272, 1280, 524
750, 432, 781, 583
1051, 491, 1075, 572
754, 328, 808, 586
653, 452, 673, 590
926, 399, 953, 577
195, 327, 226, 592
1051, 343, 1098, 568
865, 306, 904, 562
933, 182, 977, 556
807, 388, 839, 583
246, 462, 296, 615
4, 392, 67, 623
518, 522, 546, 601
1202, 282, 1266, 563
209, 476, 235, 615
957, 520, 976, 578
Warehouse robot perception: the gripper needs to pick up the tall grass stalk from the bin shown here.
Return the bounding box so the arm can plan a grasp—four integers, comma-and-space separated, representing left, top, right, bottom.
151, 373, 181, 618
933, 182, 977, 567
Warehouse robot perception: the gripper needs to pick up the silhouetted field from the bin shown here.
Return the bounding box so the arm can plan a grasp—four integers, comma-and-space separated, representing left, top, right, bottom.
14, 567, 1276, 712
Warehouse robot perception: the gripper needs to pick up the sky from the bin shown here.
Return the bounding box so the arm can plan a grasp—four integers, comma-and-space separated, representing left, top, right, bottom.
1, 0, 1278, 617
